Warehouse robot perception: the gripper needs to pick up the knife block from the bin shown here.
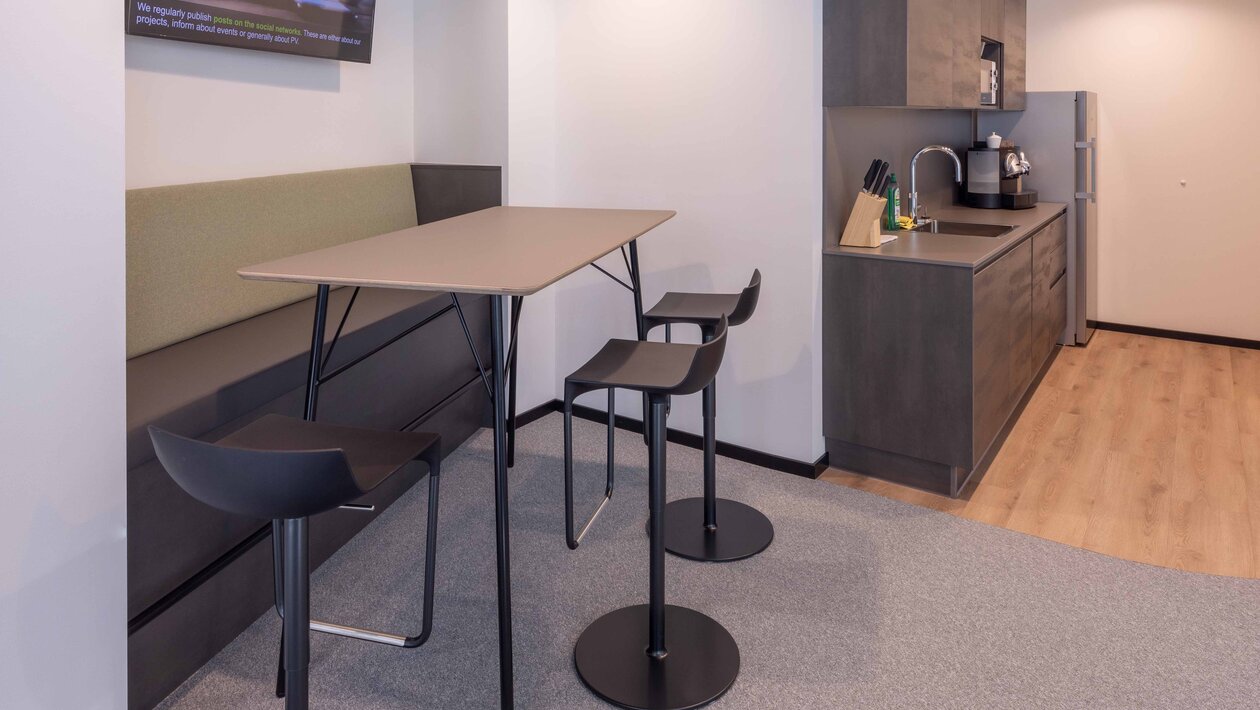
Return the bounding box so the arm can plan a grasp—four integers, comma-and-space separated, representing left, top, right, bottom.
839, 192, 888, 249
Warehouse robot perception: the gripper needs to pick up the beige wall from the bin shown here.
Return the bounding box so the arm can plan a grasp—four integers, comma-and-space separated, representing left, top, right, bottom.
1028, 0, 1260, 340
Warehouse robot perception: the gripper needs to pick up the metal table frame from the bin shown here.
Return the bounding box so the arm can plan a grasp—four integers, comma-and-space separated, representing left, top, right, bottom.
283, 240, 648, 709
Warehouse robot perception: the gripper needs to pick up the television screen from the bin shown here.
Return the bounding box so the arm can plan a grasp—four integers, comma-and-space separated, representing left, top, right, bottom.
126, 1, 376, 64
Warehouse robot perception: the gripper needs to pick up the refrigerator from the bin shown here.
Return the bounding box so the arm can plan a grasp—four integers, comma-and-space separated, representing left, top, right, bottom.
979, 91, 1099, 346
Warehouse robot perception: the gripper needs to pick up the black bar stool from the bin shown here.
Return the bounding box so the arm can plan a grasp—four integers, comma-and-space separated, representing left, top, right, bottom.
149, 414, 443, 710
564, 315, 739, 710
641, 269, 772, 563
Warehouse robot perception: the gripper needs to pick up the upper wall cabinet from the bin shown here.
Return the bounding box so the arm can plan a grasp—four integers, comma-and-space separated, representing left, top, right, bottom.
1001, 0, 1026, 110
825, 0, 1027, 110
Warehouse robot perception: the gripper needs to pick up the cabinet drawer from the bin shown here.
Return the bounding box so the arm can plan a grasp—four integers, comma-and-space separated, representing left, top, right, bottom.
1049, 270, 1067, 343
1032, 217, 1068, 371
1032, 215, 1067, 291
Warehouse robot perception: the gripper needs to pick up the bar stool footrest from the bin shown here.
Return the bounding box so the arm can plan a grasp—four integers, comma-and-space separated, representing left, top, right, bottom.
574, 604, 739, 710
310, 619, 420, 648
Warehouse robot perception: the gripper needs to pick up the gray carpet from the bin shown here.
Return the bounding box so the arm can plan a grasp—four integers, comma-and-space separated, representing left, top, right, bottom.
158, 413, 1260, 709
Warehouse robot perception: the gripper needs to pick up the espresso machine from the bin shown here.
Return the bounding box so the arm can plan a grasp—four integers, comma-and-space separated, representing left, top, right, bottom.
965, 142, 1037, 209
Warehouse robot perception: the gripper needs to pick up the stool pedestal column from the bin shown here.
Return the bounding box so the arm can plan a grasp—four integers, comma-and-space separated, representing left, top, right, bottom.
661, 330, 774, 563
282, 517, 310, 710
574, 398, 739, 710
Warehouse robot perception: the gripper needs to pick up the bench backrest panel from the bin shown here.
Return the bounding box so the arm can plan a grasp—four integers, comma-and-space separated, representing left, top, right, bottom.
126, 164, 418, 358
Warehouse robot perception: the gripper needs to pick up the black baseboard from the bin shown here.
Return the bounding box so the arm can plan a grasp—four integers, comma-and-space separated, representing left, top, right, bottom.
813, 452, 830, 478
514, 400, 557, 430
515, 400, 822, 479
1091, 321, 1260, 351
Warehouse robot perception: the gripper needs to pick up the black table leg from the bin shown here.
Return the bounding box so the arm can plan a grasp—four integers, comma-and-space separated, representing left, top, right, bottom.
627, 240, 650, 443
276, 284, 330, 699
303, 285, 331, 422
490, 295, 515, 709
506, 296, 523, 468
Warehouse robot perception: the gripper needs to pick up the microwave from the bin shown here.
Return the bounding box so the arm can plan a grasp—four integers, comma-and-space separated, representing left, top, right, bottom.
980, 59, 999, 105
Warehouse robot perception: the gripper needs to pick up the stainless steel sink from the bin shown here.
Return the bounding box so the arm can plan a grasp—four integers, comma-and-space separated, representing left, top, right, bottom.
911, 221, 1015, 238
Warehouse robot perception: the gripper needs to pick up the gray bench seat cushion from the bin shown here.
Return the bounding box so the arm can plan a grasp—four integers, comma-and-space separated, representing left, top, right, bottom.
125, 286, 486, 618
127, 287, 452, 471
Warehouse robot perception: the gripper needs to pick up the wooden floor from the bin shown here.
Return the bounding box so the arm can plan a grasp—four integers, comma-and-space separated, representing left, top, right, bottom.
822, 330, 1260, 579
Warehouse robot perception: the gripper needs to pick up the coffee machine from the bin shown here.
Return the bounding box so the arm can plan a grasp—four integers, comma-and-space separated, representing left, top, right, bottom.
965, 142, 1037, 210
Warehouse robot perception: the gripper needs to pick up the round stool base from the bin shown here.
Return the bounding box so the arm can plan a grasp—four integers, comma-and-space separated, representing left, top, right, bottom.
574, 604, 739, 710
660, 498, 774, 562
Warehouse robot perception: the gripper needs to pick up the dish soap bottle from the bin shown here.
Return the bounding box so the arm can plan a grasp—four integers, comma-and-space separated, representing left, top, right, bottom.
886, 174, 901, 229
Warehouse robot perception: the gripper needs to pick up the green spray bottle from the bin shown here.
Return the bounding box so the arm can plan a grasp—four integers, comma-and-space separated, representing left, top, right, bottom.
885, 173, 901, 230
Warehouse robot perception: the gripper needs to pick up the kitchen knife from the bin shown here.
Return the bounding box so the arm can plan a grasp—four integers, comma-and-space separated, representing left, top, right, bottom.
861, 159, 882, 193
874, 175, 890, 199
871, 161, 890, 197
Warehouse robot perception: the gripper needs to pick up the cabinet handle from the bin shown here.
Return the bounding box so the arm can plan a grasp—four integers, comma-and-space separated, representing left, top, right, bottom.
1050, 269, 1067, 290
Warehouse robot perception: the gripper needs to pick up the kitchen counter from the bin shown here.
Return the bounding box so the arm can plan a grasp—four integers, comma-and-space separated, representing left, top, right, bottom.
822, 206, 1070, 497
825, 202, 1067, 270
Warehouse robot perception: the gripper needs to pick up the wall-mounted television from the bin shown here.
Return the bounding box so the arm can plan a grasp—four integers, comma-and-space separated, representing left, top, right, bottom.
126, 1, 376, 64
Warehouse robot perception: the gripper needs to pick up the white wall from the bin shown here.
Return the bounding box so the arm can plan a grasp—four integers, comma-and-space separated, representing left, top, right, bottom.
515, 1, 826, 461
505, 0, 562, 413
0, 5, 128, 708
415, 0, 509, 167
1028, 0, 1260, 340
125, 1, 416, 188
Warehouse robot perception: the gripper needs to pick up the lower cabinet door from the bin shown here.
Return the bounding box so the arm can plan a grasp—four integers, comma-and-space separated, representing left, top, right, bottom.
972, 239, 1033, 466
1031, 215, 1068, 372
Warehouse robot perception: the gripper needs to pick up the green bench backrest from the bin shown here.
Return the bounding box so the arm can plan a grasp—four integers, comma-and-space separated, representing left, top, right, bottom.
126, 164, 418, 358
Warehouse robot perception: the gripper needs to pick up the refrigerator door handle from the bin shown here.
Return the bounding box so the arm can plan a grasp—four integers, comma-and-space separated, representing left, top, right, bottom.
1074, 139, 1098, 203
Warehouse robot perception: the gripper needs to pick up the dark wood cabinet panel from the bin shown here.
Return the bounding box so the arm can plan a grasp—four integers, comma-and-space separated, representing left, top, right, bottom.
907, 0, 956, 107
1032, 215, 1068, 372
1002, 0, 1027, 109
823, 211, 1065, 497
824, 0, 1026, 109
981, 0, 1005, 40
952, 0, 983, 109
823, 0, 908, 107
822, 255, 974, 468
1032, 215, 1067, 292
972, 239, 1032, 465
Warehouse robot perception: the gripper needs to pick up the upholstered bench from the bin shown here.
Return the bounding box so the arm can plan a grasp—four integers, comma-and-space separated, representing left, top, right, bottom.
125, 163, 501, 710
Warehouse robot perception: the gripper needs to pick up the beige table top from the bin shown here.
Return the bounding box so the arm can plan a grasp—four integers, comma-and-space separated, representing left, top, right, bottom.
238, 206, 676, 296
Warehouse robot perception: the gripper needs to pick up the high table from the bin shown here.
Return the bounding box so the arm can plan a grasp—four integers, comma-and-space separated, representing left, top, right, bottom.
240, 206, 675, 708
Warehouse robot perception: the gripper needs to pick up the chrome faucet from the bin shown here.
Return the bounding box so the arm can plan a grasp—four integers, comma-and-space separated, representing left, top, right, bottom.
909, 145, 964, 226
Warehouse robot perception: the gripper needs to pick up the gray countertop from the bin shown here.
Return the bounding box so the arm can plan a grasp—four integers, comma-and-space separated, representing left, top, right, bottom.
824, 202, 1068, 270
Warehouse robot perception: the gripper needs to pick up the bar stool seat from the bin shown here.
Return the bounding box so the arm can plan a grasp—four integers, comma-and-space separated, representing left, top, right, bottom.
641, 270, 772, 563
218, 414, 441, 501
149, 414, 443, 710
564, 316, 739, 710
567, 339, 698, 392
643, 292, 743, 328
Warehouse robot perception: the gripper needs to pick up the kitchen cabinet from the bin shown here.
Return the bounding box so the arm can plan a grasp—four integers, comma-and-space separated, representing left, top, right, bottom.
952, 0, 983, 109
824, 0, 1027, 110
822, 208, 1068, 497
982, 0, 1005, 41
1002, 0, 1027, 109
972, 238, 1032, 463
1031, 215, 1068, 371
